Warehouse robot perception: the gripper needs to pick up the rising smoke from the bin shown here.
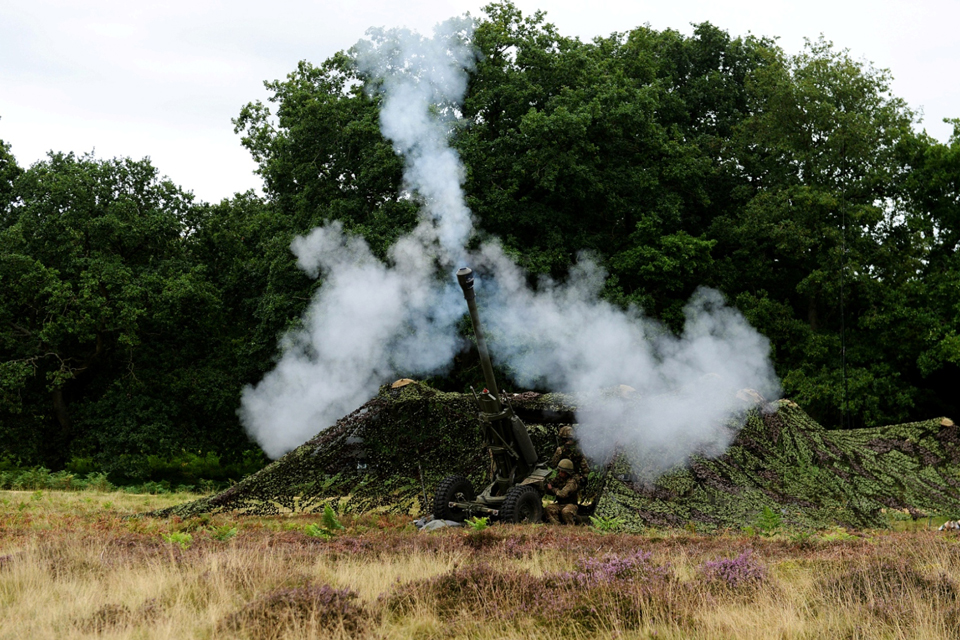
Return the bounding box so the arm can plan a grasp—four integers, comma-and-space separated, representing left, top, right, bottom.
474, 244, 779, 478
239, 19, 475, 458
239, 16, 781, 476
239, 220, 462, 458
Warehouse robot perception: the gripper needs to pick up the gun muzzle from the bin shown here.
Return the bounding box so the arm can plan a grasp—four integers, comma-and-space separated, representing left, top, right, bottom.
457, 267, 475, 301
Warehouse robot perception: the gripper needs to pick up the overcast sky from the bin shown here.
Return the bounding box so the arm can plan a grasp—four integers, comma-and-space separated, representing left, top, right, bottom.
2, 0, 957, 203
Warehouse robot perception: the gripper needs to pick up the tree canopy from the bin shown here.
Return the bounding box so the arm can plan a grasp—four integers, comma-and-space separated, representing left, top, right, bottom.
1, 2, 957, 478
0, 153, 254, 476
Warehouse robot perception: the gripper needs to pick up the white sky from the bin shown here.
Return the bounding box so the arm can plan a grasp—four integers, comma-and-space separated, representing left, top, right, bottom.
1, 0, 957, 203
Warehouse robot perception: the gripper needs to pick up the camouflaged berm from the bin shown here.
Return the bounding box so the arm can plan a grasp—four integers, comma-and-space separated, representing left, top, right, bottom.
153, 382, 960, 531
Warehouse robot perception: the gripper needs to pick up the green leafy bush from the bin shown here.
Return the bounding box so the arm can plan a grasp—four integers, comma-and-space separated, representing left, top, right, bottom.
211, 526, 238, 541
466, 516, 489, 532
756, 506, 782, 536
321, 504, 345, 532
589, 515, 625, 532
304, 506, 345, 539
161, 531, 192, 549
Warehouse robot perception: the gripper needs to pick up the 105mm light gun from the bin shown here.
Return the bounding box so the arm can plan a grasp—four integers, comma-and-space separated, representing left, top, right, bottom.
432, 268, 551, 523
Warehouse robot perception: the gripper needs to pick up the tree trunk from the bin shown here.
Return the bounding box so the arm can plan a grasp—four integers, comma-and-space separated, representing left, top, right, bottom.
49, 386, 72, 467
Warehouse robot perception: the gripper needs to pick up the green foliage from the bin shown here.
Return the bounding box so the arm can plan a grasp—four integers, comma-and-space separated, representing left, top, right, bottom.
321, 504, 345, 532
84, 472, 113, 492
303, 523, 334, 539
460, 8, 774, 326
104, 450, 267, 487
161, 531, 193, 549
818, 527, 857, 543
211, 525, 238, 541
0, 466, 113, 492
756, 506, 782, 536
0, 152, 257, 471
0, 451, 263, 493
223, 2, 957, 427
232, 55, 416, 260
589, 515, 624, 533
466, 516, 490, 532
304, 505, 346, 539
0, 136, 21, 193
710, 36, 946, 427
788, 529, 815, 546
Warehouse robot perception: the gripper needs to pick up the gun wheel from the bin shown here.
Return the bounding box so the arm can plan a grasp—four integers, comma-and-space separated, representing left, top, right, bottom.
500, 484, 542, 524
433, 475, 475, 522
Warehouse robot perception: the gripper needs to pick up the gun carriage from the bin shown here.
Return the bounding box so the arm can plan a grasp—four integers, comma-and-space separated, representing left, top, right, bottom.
432, 267, 551, 523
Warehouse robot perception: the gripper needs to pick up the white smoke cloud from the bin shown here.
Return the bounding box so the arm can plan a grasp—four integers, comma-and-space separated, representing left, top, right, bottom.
240, 15, 781, 477
239, 19, 476, 458
472, 243, 780, 479
354, 16, 477, 264
239, 222, 462, 458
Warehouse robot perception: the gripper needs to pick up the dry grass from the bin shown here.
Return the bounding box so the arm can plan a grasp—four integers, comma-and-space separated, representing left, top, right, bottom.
2, 490, 960, 639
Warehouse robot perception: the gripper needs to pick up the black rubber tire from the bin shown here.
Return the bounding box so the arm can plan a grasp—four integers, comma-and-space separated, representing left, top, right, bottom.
499, 485, 543, 524
433, 475, 475, 522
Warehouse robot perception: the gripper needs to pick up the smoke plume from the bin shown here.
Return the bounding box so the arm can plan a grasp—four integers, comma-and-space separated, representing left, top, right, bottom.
239, 19, 475, 458
353, 17, 477, 264
240, 16, 781, 477
474, 244, 779, 479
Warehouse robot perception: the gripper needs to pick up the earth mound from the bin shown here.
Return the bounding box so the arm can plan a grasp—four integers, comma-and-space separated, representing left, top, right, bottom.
154, 382, 959, 530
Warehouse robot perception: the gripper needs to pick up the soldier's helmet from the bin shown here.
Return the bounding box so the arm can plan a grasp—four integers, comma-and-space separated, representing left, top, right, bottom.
558, 459, 575, 472
558, 425, 574, 440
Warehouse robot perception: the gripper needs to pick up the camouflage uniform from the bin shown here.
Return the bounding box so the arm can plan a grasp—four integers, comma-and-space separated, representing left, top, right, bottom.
550, 441, 590, 486
544, 474, 579, 525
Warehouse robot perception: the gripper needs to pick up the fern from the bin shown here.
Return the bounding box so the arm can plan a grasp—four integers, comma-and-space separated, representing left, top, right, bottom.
322, 504, 345, 531
466, 516, 489, 532
589, 515, 624, 532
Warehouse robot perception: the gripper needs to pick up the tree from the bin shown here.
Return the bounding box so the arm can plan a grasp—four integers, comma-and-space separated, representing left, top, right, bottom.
0, 136, 20, 211
234, 55, 418, 260
894, 121, 960, 421
0, 153, 251, 473
228, 3, 955, 428
458, 7, 774, 325
716, 38, 923, 427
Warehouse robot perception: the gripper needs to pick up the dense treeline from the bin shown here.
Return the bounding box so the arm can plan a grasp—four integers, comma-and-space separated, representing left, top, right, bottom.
1, 2, 957, 479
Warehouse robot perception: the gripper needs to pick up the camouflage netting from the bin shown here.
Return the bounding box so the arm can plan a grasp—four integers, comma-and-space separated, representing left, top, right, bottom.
153, 382, 960, 531
596, 402, 960, 530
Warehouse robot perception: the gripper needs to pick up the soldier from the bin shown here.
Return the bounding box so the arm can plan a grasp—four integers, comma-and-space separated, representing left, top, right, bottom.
544, 459, 579, 525
551, 425, 590, 486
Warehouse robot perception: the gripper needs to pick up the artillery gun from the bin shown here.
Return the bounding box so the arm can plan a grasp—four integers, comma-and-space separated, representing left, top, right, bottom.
432, 267, 552, 524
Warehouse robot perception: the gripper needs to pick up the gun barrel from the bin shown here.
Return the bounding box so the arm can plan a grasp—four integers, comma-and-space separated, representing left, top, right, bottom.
456, 267, 539, 475
456, 268, 500, 402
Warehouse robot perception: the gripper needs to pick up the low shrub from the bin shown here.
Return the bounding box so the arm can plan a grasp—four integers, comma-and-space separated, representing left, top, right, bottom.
699, 549, 766, 590
304, 505, 345, 540
0, 467, 117, 492
384, 551, 678, 631
756, 506, 782, 536
161, 532, 192, 549
211, 525, 238, 542
0, 450, 267, 493
219, 585, 367, 638
465, 516, 489, 532
568, 550, 671, 586
589, 515, 625, 532
818, 557, 958, 624
75, 599, 162, 633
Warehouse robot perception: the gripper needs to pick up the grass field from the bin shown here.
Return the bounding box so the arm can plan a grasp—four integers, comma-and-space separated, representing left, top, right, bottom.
2, 490, 960, 639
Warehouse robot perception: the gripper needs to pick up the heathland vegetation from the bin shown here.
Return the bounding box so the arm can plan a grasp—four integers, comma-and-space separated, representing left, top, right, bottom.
3, 488, 960, 639
1, 1, 958, 486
